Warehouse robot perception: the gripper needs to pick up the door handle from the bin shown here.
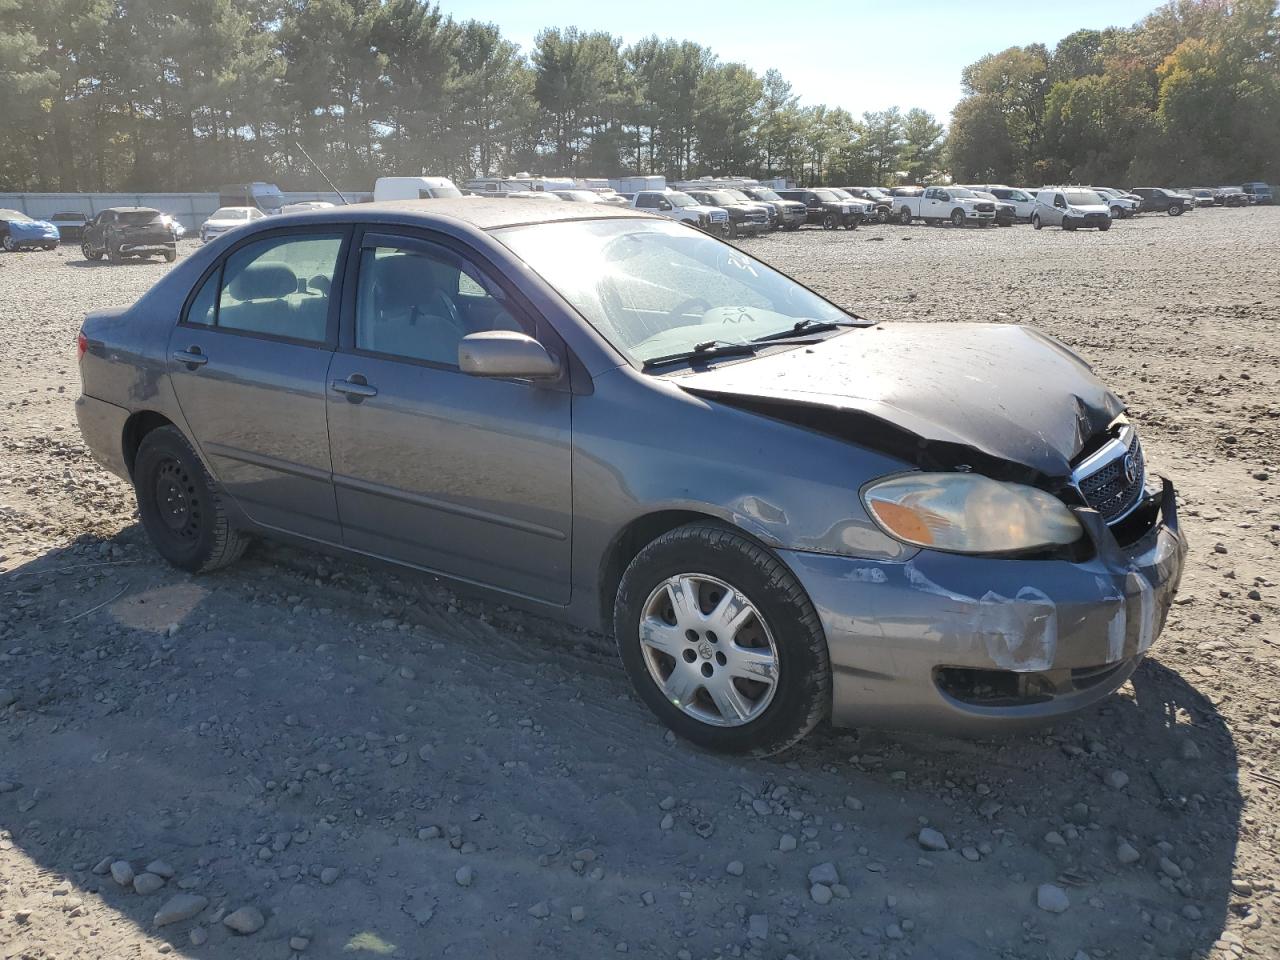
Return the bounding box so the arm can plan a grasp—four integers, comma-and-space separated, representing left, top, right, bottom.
331, 378, 378, 399
173, 348, 208, 367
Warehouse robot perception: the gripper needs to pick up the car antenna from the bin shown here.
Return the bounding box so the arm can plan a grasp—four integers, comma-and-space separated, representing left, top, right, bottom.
294, 141, 349, 205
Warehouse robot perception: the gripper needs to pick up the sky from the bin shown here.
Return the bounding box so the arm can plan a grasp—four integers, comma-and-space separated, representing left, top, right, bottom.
441, 0, 1162, 121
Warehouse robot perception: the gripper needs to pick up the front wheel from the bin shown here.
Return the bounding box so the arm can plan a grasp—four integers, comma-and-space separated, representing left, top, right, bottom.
1, 236, 17, 252
107, 241, 122, 263
164, 248, 177, 262
1110, 206, 1124, 219
877, 207, 891, 224
614, 524, 830, 756
951, 209, 965, 227
82, 241, 102, 261
822, 213, 837, 230
1098, 220, 1111, 231
1168, 204, 1184, 217
134, 425, 248, 573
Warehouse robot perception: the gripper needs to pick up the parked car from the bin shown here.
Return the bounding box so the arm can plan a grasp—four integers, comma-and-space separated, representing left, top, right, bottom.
1240, 181, 1273, 204
1214, 186, 1250, 207
891, 186, 996, 227
775, 188, 863, 229
74, 199, 1187, 753
1091, 188, 1140, 219
49, 211, 89, 241
280, 201, 337, 215
81, 207, 177, 262
970, 190, 1016, 226
735, 185, 807, 230
973, 187, 1037, 221
0, 209, 60, 251
1186, 189, 1217, 208
843, 188, 895, 223
628, 190, 728, 231
1032, 189, 1111, 231
201, 206, 267, 243
373, 177, 463, 201
684, 189, 772, 236
826, 189, 878, 225
1130, 188, 1193, 216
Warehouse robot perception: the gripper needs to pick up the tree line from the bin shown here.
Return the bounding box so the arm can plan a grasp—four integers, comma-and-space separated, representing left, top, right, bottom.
948, 0, 1280, 186
2, 1, 1276, 195
0, 0, 944, 193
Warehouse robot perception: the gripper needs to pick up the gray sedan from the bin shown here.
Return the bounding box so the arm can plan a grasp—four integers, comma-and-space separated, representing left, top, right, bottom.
76, 199, 1186, 755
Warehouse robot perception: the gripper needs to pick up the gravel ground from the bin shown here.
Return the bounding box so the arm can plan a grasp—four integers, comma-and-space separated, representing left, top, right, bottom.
1, 208, 1278, 960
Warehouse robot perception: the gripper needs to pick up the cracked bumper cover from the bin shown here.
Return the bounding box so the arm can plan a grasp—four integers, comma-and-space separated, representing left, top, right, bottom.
778, 478, 1187, 734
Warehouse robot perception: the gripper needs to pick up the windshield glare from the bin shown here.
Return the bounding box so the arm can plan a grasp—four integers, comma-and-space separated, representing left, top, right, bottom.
948, 188, 976, 198
494, 218, 852, 365
1065, 190, 1103, 205
666, 192, 696, 208
751, 189, 781, 201
812, 189, 840, 201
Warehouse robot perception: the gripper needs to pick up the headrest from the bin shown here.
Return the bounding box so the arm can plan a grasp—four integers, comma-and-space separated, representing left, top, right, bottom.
230, 262, 296, 301
373, 253, 451, 309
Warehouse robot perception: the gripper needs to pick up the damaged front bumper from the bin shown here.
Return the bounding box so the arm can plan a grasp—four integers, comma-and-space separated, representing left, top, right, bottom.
779, 478, 1187, 734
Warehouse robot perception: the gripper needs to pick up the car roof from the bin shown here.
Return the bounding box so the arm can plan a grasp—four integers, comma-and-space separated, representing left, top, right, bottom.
103, 206, 161, 214
269, 198, 652, 231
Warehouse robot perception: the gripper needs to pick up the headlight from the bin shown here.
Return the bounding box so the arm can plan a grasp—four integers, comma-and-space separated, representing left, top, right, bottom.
862, 473, 1082, 554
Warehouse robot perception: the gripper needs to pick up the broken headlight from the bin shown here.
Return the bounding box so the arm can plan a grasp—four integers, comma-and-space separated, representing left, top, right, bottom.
862, 473, 1082, 554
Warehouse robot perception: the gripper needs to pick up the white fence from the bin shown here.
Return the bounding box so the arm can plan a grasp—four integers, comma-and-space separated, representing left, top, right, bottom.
0, 191, 363, 232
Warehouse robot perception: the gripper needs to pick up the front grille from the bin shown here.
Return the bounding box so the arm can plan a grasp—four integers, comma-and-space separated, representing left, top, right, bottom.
976, 202, 995, 212
748, 211, 767, 223
1078, 433, 1145, 523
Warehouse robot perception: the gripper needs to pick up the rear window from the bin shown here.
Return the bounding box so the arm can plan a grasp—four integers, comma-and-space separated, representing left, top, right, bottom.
1065, 190, 1102, 205
119, 211, 162, 225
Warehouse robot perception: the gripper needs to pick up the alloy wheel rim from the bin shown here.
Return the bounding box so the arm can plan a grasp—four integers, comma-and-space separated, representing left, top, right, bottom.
638, 573, 779, 728
154, 457, 201, 540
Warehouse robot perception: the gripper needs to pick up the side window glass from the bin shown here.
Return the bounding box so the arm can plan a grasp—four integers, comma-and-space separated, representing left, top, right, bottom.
186, 267, 220, 326
217, 233, 343, 342
637, 194, 656, 208
356, 244, 525, 366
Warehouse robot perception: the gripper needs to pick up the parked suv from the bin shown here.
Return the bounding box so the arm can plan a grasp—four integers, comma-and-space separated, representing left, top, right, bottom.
736, 185, 807, 230
82, 207, 178, 262
1241, 182, 1273, 205
629, 190, 728, 232
1130, 188, 1193, 216
843, 188, 894, 223
1032, 189, 1111, 231
682, 189, 771, 237
776, 188, 862, 229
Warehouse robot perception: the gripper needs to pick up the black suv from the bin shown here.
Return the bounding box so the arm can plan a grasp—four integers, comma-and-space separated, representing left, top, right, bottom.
1130, 188, 1193, 216
82, 207, 178, 262
683, 189, 771, 237
842, 187, 893, 223
776, 189, 861, 229
737, 186, 807, 230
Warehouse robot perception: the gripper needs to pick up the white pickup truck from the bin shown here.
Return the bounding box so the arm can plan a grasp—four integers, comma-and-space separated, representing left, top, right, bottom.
892, 186, 997, 227
629, 190, 729, 232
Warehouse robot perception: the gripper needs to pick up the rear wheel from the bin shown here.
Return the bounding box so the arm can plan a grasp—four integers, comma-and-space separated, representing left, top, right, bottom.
898, 208, 912, 225
614, 523, 830, 756
1, 236, 16, 252
134, 425, 248, 573
1032, 214, 1042, 230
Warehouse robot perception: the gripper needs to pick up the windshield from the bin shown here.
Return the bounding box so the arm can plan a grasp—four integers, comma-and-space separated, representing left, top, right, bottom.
119, 210, 162, 225
948, 188, 976, 198
1065, 190, 1103, 206
666, 192, 697, 208
706, 191, 740, 205
0, 209, 33, 221
828, 189, 854, 199
211, 208, 250, 220
749, 189, 781, 201
494, 218, 854, 365
811, 189, 841, 202
723, 190, 752, 202
429, 185, 463, 198
555, 191, 600, 202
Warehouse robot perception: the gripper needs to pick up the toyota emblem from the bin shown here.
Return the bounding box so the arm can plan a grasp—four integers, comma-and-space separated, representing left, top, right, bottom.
1122, 453, 1138, 485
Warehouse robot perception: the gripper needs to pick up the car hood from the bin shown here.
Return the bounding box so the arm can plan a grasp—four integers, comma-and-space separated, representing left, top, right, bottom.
11, 219, 58, 234
203, 219, 246, 229
674, 323, 1126, 484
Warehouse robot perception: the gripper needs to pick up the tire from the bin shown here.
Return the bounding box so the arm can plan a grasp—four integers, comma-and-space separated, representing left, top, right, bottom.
2, 235, 16, 252
843, 218, 858, 230
1032, 214, 1042, 230
950, 209, 965, 227
1168, 204, 1183, 217
613, 523, 830, 756
898, 208, 912, 225
1110, 206, 1124, 219
133, 425, 248, 573
1098, 220, 1111, 231
783, 223, 801, 232
877, 208, 891, 224
822, 213, 837, 230
164, 248, 177, 262
726, 220, 737, 239
107, 241, 122, 263
82, 241, 102, 261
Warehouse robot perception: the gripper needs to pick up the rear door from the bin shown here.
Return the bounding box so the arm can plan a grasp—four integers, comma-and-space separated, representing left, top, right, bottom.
326, 229, 573, 603
167, 227, 349, 541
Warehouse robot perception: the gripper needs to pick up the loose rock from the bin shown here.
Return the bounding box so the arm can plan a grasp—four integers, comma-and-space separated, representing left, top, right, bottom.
1036, 883, 1070, 914
154, 894, 208, 927
223, 905, 266, 935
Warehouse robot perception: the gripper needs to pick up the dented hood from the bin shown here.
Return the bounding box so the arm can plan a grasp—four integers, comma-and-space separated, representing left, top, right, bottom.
675, 323, 1126, 483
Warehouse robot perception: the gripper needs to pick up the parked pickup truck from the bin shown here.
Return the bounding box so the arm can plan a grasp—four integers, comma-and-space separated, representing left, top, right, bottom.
629, 190, 729, 231
892, 186, 996, 226
775, 188, 865, 229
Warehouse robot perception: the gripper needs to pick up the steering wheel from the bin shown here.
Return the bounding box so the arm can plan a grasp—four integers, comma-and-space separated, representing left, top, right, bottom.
666, 297, 712, 323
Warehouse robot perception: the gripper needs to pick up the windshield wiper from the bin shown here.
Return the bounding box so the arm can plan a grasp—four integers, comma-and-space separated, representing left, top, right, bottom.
641, 339, 758, 370
751, 317, 863, 343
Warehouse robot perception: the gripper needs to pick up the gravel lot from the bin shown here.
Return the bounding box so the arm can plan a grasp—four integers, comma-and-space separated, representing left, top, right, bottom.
1, 208, 1278, 960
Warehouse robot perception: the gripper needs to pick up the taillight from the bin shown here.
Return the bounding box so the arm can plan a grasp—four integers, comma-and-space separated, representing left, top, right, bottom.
77, 330, 87, 361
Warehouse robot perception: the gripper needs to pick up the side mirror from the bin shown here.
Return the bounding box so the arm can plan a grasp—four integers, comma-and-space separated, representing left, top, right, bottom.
458, 331, 560, 380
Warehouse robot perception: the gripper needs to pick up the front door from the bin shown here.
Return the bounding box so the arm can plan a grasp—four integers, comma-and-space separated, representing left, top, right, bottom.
326, 230, 573, 603
167, 228, 348, 541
